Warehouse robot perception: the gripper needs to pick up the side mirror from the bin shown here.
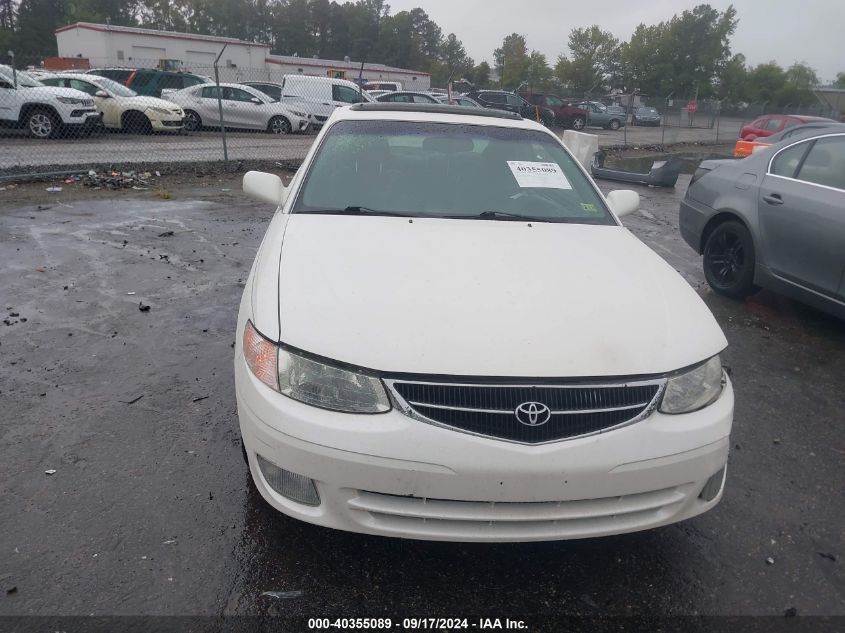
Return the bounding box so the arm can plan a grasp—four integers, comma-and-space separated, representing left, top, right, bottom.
606, 190, 639, 218
243, 171, 288, 206
250, 97, 262, 105
95, 90, 109, 98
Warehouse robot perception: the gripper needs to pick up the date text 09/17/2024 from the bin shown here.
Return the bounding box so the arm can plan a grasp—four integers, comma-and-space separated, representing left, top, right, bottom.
307, 618, 528, 630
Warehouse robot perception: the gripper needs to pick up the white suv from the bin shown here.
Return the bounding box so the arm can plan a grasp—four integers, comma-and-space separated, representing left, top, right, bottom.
0, 65, 101, 138
235, 103, 733, 542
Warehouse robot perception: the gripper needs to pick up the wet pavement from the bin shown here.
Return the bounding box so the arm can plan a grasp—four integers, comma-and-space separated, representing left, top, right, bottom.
1, 176, 844, 619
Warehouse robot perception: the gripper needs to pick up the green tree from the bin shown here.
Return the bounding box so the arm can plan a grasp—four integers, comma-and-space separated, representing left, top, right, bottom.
746, 62, 786, 103
493, 33, 529, 89
784, 61, 818, 91
717, 53, 748, 100
558, 25, 620, 95
836, 72, 845, 89
16, 0, 67, 54
525, 50, 552, 90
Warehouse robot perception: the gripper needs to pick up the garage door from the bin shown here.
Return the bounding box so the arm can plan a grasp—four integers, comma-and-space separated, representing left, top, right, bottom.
186, 50, 216, 67
131, 46, 166, 63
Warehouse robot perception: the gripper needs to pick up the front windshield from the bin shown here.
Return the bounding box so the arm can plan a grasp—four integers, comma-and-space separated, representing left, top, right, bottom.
0, 68, 43, 87
91, 76, 137, 97
640, 107, 657, 115
292, 120, 614, 225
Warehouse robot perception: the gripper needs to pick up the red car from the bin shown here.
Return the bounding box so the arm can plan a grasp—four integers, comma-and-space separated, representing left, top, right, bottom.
738, 114, 833, 140
522, 92, 588, 130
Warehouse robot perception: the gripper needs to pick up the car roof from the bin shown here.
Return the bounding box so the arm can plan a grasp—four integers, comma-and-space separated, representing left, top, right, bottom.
343, 103, 550, 130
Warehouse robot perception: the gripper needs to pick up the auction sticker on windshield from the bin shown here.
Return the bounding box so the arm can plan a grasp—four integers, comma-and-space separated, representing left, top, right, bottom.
507, 161, 572, 189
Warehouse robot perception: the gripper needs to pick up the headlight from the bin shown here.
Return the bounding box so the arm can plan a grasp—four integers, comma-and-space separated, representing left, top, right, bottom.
56, 96, 85, 105
289, 110, 306, 118
147, 107, 172, 115
659, 356, 724, 414
243, 321, 390, 413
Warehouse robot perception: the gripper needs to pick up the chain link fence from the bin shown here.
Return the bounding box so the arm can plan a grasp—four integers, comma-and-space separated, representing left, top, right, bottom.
3, 55, 845, 181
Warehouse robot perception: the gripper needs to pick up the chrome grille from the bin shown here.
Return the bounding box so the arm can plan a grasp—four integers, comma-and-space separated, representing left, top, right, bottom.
386, 379, 664, 443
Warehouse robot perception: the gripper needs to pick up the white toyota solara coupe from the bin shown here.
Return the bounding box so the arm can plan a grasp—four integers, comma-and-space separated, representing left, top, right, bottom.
235, 102, 733, 542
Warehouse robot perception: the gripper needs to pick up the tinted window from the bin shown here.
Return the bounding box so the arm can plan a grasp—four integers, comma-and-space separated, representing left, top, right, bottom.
157, 75, 184, 90
505, 94, 523, 107
770, 141, 811, 178
201, 86, 220, 99
182, 75, 204, 87
482, 92, 506, 104
545, 96, 563, 107
252, 84, 281, 100
333, 84, 363, 103
796, 137, 845, 189
412, 94, 436, 103
764, 117, 784, 131
293, 120, 613, 225
95, 69, 132, 83
68, 78, 98, 95
130, 71, 154, 87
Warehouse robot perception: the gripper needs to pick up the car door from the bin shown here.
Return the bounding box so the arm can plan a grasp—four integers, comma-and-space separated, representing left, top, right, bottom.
759, 134, 845, 297
332, 84, 364, 109
198, 85, 223, 124
69, 78, 121, 127
226, 86, 265, 129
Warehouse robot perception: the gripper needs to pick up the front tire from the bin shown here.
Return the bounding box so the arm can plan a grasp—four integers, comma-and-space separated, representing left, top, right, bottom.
703, 220, 758, 299
122, 111, 153, 135
183, 110, 202, 132
571, 116, 586, 131
609, 119, 621, 130
26, 108, 60, 139
268, 116, 291, 135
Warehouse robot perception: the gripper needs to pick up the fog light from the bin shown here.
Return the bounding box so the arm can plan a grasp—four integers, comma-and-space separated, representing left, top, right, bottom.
256, 454, 321, 506
699, 465, 726, 502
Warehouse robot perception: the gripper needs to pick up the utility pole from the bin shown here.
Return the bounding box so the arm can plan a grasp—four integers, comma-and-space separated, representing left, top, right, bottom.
214, 44, 229, 165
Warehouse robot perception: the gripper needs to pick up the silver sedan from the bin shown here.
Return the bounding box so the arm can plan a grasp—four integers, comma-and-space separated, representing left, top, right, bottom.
164, 83, 309, 134
680, 129, 845, 318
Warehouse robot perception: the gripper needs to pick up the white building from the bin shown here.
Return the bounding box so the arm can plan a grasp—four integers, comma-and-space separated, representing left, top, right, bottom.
54, 22, 431, 89
55, 23, 270, 71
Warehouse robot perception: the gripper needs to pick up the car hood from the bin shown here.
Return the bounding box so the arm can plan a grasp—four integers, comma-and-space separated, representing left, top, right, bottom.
20, 85, 94, 101
275, 215, 727, 377
121, 96, 182, 111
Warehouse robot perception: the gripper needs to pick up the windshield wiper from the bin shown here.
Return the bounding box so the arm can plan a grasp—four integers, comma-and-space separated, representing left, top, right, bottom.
297, 206, 411, 217
446, 211, 555, 222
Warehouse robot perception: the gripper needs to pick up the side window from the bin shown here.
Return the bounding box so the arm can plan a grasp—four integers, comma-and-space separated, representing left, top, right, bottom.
131, 72, 153, 88
770, 141, 811, 178
261, 85, 281, 100
97, 70, 131, 83
783, 118, 800, 129
483, 92, 505, 104
412, 94, 433, 103
751, 118, 767, 129
332, 84, 363, 103
765, 117, 784, 131
69, 79, 98, 95
796, 137, 845, 190
230, 88, 259, 102
201, 86, 219, 99
0, 79, 14, 89
158, 75, 184, 90
182, 76, 203, 88
505, 94, 522, 107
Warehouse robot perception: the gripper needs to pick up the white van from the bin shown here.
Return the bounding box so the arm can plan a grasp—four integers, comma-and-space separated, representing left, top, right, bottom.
364, 81, 403, 92
281, 76, 371, 128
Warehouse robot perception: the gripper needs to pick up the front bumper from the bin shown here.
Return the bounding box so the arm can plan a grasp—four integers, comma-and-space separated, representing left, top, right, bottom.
235, 356, 733, 542
63, 111, 101, 129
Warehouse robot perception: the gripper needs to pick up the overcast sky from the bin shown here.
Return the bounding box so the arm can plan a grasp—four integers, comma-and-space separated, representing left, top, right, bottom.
386, 0, 844, 83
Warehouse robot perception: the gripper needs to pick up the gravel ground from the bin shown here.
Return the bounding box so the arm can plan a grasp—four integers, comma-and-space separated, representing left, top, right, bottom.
0, 173, 843, 625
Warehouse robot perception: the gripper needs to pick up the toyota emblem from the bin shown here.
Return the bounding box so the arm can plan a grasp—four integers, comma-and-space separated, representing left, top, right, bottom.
514, 401, 551, 426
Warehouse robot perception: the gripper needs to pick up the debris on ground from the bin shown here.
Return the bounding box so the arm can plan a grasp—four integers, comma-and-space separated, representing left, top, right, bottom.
766, 557, 775, 565
158, 231, 174, 238
44, 469, 56, 475
156, 189, 172, 200
45, 187, 63, 193
784, 607, 798, 617
82, 171, 153, 190
120, 395, 144, 405
138, 302, 151, 312
5, 586, 17, 595
818, 552, 837, 562
261, 590, 303, 599
192, 396, 209, 403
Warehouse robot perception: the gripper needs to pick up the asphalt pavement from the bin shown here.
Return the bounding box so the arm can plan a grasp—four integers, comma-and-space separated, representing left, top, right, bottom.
0, 174, 843, 624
